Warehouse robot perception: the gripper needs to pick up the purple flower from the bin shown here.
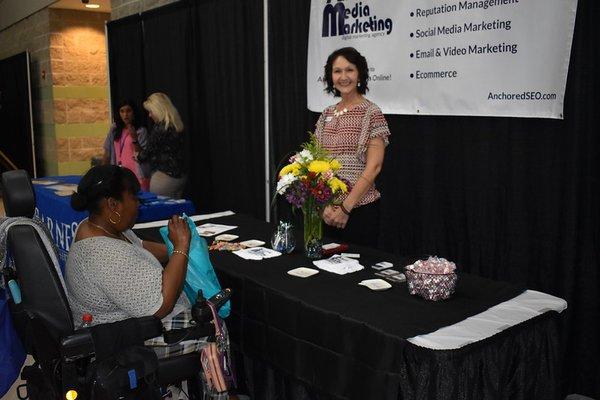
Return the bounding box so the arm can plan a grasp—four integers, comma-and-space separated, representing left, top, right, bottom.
285, 181, 308, 208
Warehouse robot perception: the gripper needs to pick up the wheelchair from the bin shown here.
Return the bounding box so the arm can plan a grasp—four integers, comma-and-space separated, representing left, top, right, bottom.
1, 170, 231, 399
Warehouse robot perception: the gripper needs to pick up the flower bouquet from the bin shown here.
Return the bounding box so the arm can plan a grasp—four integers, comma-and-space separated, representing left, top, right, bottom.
275, 134, 350, 258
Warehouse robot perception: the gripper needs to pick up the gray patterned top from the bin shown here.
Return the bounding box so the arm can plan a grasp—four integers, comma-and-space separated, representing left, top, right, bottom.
65, 230, 165, 326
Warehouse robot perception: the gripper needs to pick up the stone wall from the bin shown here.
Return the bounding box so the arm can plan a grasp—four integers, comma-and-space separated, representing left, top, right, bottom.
0, 7, 111, 176
49, 9, 110, 175
1, 0, 180, 176
111, 0, 181, 20
0, 8, 54, 175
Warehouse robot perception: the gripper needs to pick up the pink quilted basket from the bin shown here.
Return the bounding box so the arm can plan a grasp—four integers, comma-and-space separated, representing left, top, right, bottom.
405, 256, 457, 301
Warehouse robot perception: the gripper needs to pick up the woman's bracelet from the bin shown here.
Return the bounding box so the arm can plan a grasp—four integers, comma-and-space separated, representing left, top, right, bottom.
339, 203, 351, 215
172, 249, 189, 260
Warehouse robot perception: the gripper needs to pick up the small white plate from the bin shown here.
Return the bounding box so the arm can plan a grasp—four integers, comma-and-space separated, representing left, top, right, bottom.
240, 239, 265, 248
215, 234, 239, 242
287, 267, 319, 278
359, 279, 392, 291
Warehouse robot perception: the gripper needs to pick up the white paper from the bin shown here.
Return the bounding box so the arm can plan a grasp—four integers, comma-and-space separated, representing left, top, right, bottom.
313, 255, 364, 275
233, 247, 281, 260
196, 223, 237, 237
133, 210, 235, 230
31, 179, 58, 185
47, 184, 78, 191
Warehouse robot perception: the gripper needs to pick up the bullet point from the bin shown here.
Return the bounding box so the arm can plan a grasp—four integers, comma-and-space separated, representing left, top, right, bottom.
410, 32, 414, 38
410, 12, 414, 17
410, 73, 414, 78
410, 53, 414, 58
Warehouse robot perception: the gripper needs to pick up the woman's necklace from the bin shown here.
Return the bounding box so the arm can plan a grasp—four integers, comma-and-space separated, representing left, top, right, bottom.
87, 220, 131, 243
334, 98, 364, 118
333, 107, 348, 118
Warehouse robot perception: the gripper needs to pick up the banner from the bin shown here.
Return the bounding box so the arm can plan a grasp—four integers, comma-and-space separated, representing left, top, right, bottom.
307, 0, 578, 118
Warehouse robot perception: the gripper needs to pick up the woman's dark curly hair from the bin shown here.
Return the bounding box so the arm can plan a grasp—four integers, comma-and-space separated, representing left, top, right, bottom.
71, 165, 140, 215
324, 47, 369, 97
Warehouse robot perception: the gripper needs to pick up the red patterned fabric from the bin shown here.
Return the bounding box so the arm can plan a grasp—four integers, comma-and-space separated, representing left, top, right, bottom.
315, 99, 390, 207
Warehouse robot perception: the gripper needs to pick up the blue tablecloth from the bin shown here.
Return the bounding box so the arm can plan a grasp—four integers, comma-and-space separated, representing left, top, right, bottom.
32, 175, 195, 268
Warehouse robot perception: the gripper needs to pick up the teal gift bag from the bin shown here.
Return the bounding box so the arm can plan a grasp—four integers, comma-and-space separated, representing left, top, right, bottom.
159, 215, 230, 318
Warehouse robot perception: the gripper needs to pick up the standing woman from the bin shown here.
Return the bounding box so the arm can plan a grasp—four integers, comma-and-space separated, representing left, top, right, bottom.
138, 93, 187, 198
102, 99, 150, 190
316, 47, 391, 247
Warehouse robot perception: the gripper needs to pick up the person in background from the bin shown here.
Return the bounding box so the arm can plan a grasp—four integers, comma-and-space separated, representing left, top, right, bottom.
102, 99, 150, 190
315, 47, 391, 247
138, 93, 187, 199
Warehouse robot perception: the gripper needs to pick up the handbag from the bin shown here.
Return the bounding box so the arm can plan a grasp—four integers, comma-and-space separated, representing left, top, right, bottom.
200, 301, 236, 394
160, 215, 231, 318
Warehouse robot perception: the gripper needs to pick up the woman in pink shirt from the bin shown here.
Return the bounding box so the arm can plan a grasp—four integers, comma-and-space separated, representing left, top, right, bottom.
102, 99, 150, 190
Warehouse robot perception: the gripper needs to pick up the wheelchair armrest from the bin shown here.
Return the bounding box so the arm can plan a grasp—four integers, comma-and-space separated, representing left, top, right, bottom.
163, 289, 232, 344
163, 322, 216, 344
60, 316, 163, 362
137, 315, 164, 339
60, 329, 94, 362
192, 288, 232, 323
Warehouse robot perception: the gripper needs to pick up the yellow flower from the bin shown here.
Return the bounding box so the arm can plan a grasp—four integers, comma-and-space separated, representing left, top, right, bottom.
328, 177, 348, 193
279, 162, 301, 177
308, 160, 330, 174
329, 159, 341, 171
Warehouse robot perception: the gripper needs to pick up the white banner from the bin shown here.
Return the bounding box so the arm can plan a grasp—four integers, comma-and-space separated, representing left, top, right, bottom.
307, 0, 578, 119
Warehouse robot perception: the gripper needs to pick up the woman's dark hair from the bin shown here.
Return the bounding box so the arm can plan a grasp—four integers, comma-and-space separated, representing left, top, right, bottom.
324, 47, 369, 96
71, 165, 140, 214
113, 99, 141, 140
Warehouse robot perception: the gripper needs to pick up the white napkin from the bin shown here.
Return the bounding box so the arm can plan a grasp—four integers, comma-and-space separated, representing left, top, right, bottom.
233, 247, 281, 260
312, 255, 364, 275
196, 223, 238, 237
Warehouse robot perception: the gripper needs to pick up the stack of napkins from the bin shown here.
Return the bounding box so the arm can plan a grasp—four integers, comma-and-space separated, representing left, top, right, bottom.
312, 255, 364, 275
233, 247, 281, 260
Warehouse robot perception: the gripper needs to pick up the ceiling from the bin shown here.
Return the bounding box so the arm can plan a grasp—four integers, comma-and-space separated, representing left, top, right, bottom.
50, 0, 111, 13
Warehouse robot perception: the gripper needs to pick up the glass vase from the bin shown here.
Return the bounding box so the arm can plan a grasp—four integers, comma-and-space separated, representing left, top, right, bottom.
302, 200, 323, 259
271, 221, 296, 254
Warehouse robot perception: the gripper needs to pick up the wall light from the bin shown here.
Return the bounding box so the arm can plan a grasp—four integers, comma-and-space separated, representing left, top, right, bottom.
85, 3, 100, 8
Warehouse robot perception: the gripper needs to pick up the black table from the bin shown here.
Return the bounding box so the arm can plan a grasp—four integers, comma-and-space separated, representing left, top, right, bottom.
136, 214, 562, 400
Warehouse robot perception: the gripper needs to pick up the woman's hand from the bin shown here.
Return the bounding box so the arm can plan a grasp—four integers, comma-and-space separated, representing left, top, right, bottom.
323, 205, 349, 229
155, 216, 191, 319
168, 215, 191, 252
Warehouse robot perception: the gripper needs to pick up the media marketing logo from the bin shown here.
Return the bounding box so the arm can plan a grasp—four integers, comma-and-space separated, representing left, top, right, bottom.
322, 0, 393, 38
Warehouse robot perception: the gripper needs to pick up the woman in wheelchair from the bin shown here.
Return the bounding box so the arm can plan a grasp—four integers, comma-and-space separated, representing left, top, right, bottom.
65, 165, 202, 360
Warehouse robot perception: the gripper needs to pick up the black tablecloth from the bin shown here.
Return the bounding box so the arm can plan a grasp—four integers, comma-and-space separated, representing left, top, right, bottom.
136, 214, 561, 400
